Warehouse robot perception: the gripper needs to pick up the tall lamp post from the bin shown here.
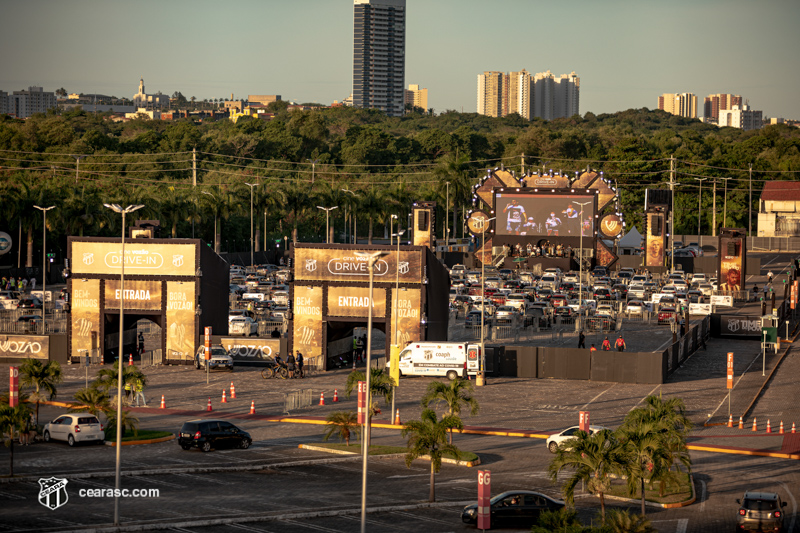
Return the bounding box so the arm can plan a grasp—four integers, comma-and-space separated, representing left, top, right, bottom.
390, 214, 398, 245
693, 178, 707, 243
573, 200, 592, 325
307, 158, 320, 184
722, 177, 731, 228
201, 191, 218, 253
316, 206, 338, 244
103, 203, 144, 527
445, 181, 450, 245
342, 189, 359, 244
33, 205, 55, 328
245, 183, 257, 266
478, 216, 496, 387
354, 250, 387, 533
390, 230, 405, 424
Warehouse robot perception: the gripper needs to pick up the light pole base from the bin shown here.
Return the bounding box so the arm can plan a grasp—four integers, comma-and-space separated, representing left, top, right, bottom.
476, 372, 485, 387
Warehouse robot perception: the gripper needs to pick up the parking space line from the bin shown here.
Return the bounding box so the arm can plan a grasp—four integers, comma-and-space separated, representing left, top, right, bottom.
229, 523, 277, 533
279, 519, 343, 532
392, 510, 456, 526
580, 384, 615, 410
340, 514, 406, 530
0, 490, 25, 500
629, 384, 661, 412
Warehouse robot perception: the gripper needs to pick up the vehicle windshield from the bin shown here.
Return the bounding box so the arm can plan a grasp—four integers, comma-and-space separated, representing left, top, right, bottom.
743, 499, 778, 511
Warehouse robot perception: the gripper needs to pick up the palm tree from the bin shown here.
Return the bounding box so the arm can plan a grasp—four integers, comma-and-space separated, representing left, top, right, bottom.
359, 187, 388, 244
433, 151, 473, 240
280, 177, 313, 243
420, 378, 479, 444
71, 388, 111, 419
604, 508, 656, 533
93, 361, 146, 395
401, 409, 463, 502
19, 359, 63, 425
0, 404, 32, 476
619, 421, 671, 517
345, 368, 394, 406
548, 428, 626, 520
323, 411, 359, 446
105, 409, 139, 440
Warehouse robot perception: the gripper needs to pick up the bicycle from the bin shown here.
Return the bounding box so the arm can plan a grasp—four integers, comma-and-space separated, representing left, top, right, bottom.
261, 365, 288, 379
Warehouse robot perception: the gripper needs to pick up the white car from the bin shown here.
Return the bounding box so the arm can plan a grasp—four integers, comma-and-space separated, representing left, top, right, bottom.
229, 316, 258, 336
44, 413, 104, 446
595, 305, 615, 318
546, 425, 610, 453
626, 300, 644, 315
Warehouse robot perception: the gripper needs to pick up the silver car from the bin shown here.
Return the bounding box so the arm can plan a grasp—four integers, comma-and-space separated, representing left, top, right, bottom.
195, 345, 235, 371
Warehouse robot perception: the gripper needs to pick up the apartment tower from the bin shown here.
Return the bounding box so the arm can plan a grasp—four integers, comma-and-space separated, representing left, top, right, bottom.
657, 93, 698, 118
704, 93, 743, 124
404, 84, 428, 111
478, 70, 579, 120
477, 71, 506, 117
353, 0, 406, 117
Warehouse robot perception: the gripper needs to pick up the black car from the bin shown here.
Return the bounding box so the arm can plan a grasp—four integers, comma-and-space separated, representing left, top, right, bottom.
462, 490, 565, 527
17, 297, 42, 309
178, 419, 251, 452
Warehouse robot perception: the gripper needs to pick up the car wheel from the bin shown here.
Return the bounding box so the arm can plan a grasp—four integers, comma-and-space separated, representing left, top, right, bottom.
68, 434, 75, 447
201, 441, 212, 452
446, 370, 458, 381
180, 444, 191, 451
43, 430, 51, 442
548, 441, 558, 453
240, 438, 251, 449
229, 366, 235, 372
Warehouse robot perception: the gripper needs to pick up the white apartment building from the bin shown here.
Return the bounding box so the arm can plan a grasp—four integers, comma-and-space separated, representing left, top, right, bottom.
1, 86, 57, 118
478, 69, 580, 121
718, 104, 763, 131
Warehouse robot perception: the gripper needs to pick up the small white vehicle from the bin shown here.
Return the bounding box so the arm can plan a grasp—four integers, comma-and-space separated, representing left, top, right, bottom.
389, 342, 481, 380
229, 316, 258, 336
44, 413, 104, 446
546, 425, 610, 453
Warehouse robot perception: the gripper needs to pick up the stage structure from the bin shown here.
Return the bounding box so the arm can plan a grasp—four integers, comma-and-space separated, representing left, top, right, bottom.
289, 243, 449, 371
66, 222, 229, 365
718, 228, 747, 291
466, 168, 626, 271
643, 189, 671, 268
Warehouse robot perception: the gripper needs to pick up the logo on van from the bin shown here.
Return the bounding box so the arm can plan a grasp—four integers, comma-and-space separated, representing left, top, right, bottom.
424, 350, 433, 360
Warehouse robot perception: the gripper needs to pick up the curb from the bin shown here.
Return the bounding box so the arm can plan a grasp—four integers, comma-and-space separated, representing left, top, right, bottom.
687, 443, 800, 460
104, 434, 175, 447
599, 474, 696, 509
298, 444, 481, 467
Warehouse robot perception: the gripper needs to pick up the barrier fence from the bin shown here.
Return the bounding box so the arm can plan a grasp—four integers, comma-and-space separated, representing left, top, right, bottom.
284, 389, 314, 415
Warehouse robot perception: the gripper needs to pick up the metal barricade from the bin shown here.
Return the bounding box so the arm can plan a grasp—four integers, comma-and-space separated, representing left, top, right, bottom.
259, 320, 287, 337
140, 349, 163, 367
284, 389, 314, 415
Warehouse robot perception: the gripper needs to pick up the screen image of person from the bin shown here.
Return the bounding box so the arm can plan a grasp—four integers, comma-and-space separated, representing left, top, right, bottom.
504, 199, 526, 235
546, 212, 562, 236
562, 205, 579, 235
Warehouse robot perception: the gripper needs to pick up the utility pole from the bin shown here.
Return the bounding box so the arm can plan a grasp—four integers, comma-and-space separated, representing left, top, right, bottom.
749, 163, 753, 237
670, 155, 676, 272
693, 177, 707, 243
521, 153, 525, 176
712, 179, 717, 237
192, 147, 197, 186
722, 177, 731, 228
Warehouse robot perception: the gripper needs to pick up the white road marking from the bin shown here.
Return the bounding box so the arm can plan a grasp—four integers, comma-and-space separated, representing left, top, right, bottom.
629, 384, 662, 412
580, 384, 616, 410
280, 519, 343, 532
676, 518, 688, 533
387, 473, 429, 479
708, 351, 763, 418
229, 523, 275, 533
699, 480, 707, 512
779, 481, 796, 533
174, 472, 235, 485
392, 510, 456, 525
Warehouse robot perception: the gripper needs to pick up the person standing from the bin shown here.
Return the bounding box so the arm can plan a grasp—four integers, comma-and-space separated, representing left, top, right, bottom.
578, 330, 586, 349
601, 337, 612, 351
615, 335, 627, 352
124, 380, 132, 405
286, 352, 296, 379
134, 378, 147, 407
590, 344, 597, 352
296, 350, 304, 378
138, 332, 145, 356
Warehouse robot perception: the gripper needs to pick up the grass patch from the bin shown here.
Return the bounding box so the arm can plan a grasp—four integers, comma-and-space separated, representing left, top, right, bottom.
109, 430, 173, 442
312, 442, 478, 462
605, 474, 692, 504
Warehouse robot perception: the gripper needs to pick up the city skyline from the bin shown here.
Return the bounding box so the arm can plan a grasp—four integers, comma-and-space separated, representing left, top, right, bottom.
2, 0, 799, 119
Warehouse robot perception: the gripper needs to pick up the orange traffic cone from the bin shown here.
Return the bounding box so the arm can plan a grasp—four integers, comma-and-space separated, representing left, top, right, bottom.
739, 416, 744, 429
727, 415, 733, 428
752, 418, 757, 432
160, 395, 166, 409
249, 401, 255, 415
319, 392, 325, 405
230, 382, 236, 399
394, 409, 401, 425
780, 421, 785, 434
792, 422, 796, 434
221, 390, 227, 403
766, 419, 772, 433
128, 354, 133, 366
352, 359, 356, 370
333, 389, 339, 402
207, 398, 212, 412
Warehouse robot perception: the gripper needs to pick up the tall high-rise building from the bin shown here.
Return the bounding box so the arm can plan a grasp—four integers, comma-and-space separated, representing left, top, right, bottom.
507, 70, 531, 119
703, 93, 743, 123
404, 84, 428, 111
2, 86, 57, 118
352, 0, 406, 117
657, 93, 698, 118
532, 71, 556, 120
477, 71, 506, 118
554, 72, 580, 119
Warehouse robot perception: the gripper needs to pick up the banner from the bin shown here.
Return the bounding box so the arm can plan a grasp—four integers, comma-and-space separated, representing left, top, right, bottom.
645, 212, 665, 267
719, 315, 761, 337
327, 286, 386, 318
710, 295, 733, 307
104, 280, 162, 310
220, 338, 281, 362
0, 336, 50, 361
71, 241, 196, 277
388, 288, 422, 348
689, 303, 713, 315
166, 281, 195, 361
71, 279, 101, 360
294, 247, 423, 284
293, 285, 323, 359
718, 235, 744, 291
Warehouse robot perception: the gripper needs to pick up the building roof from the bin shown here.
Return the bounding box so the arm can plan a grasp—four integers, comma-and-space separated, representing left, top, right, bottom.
761, 181, 800, 201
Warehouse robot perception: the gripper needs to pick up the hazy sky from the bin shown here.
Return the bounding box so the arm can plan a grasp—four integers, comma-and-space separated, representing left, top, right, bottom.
3, 0, 799, 119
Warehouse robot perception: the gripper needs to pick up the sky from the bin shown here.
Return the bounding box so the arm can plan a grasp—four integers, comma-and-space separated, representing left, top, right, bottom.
3, 0, 799, 119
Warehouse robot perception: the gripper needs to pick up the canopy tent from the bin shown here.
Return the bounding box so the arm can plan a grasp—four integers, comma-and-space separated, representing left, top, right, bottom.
617, 227, 643, 255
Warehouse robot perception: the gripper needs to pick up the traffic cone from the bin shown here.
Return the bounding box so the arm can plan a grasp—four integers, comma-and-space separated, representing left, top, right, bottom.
230, 382, 236, 399
752, 418, 757, 432
766, 419, 772, 433
207, 398, 212, 412
128, 354, 133, 366
792, 422, 796, 434
394, 409, 401, 425
221, 390, 227, 403
739, 416, 744, 429
352, 358, 356, 370
780, 421, 785, 434
160, 395, 166, 409
333, 389, 339, 402
727, 414, 733, 428
319, 392, 325, 405
249, 401, 255, 415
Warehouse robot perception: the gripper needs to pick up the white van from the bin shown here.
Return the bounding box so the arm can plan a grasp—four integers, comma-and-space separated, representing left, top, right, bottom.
389, 342, 481, 380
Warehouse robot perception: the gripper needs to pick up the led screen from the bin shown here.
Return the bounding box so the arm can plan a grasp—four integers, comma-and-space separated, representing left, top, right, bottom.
495, 193, 595, 237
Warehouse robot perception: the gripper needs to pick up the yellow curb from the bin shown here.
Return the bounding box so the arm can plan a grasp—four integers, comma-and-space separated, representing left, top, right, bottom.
298, 444, 480, 467
104, 434, 176, 447
687, 444, 800, 460
38, 400, 77, 408
275, 417, 329, 426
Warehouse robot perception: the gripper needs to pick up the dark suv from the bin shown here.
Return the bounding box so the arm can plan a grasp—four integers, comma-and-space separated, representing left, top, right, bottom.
178, 419, 251, 452
737, 491, 786, 532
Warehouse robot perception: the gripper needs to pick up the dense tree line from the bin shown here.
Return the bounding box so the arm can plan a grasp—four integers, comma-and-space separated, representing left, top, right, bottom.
1, 106, 798, 267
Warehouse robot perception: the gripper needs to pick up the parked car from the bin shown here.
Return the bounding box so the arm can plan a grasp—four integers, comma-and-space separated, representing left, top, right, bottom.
43, 413, 104, 446
229, 316, 258, 336
495, 306, 520, 323
17, 297, 42, 309
658, 306, 677, 324
465, 310, 491, 327
546, 425, 610, 453
626, 300, 644, 315
178, 419, 251, 452
524, 307, 550, 328
194, 345, 235, 371
462, 491, 565, 527
736, 491, 786, 532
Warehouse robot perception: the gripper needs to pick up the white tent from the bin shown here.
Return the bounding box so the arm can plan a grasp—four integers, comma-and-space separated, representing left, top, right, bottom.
617, 227, 643, 255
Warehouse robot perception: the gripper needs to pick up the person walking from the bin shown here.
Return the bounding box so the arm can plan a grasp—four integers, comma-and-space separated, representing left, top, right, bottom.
768, 271, 774, 284
296, 350, 304, 378
29, 277, 36, 291
615, 335, 627, 352
286, 352, 296, 379
601, 337, 612, 351
578, 330, 586, 349
134, 378, 147, 407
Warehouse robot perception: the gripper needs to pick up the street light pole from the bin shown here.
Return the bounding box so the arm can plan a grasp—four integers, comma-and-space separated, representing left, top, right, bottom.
445, 181, 450, 245
307, 158, 320, 184
354, 250, 387, 533
103, 203, 144, 527
245, 183, 256, 266
573, 201, 592, 325
693, 178, 707, 243
391, 230, 405, 425
478, 216, 496, 388
316, 206, 338, 244
722, 177, 731, 228
33, 205, 55, 329
72, 155, 86, 184
390, 214, 398, 245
